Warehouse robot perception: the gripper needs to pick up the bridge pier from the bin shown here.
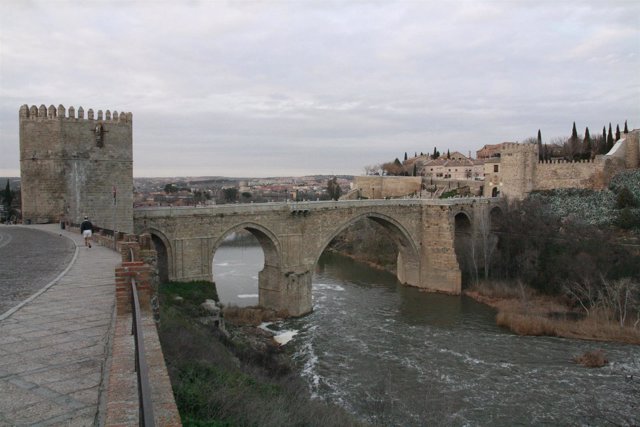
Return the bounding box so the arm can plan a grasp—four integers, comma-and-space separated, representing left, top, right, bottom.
259, 264, 312, 317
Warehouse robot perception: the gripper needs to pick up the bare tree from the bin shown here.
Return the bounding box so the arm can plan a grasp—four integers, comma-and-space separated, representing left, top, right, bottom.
363, 164, 382, 176
476, 210, 498, 280
564, 279, 598, 316
600, 277, 639, 327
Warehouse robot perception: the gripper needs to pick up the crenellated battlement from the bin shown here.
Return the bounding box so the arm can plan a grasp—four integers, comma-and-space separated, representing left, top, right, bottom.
537, 158, 595, 164
19, 104, 132, 123
501, 141, 538, 154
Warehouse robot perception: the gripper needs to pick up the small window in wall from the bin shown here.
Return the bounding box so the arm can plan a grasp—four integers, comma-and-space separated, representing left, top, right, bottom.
494, 165, 499, 173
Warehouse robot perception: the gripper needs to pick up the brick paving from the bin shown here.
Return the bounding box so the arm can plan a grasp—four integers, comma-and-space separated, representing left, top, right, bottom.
0, 225, 120, 426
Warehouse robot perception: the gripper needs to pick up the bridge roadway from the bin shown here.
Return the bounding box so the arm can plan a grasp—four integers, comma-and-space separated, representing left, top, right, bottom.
135, 197, 503, 316
0, 225, 119, 426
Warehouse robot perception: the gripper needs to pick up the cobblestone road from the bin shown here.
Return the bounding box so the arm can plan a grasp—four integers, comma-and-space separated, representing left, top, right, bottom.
0, 226, 75, 316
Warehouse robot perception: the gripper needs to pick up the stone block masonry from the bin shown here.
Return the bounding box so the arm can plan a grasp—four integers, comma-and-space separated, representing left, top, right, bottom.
19, 104, 134, 233
134, 198, 505, 316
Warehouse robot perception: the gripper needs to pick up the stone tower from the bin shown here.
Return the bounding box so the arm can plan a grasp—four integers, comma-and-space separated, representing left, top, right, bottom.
19, 104, 133, 233
498, 142, 538, 200
623, 129, 639, 169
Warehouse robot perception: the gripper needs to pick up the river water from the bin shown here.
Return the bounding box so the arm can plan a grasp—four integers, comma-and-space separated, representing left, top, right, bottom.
213, 243, 640, 426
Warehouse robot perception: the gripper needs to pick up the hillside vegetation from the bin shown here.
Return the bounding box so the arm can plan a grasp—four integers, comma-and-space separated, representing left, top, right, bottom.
466, 170, 640, 342
529, 170, 640, 229
158, 281, 360, 427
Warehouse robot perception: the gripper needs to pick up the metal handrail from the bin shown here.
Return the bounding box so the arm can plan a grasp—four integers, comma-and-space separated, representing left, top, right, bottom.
131, 276, 155, 427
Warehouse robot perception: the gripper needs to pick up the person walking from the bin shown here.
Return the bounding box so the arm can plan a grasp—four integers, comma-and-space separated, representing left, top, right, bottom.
80, 216, 93, 248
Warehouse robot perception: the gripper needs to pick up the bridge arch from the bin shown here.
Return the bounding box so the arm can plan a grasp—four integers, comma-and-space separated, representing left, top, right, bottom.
453, 211, 473, 286
314, 212, 421, 286
210, 222, 284, 310
489, 206, 504, 231
145, 227, 174, 283
210, 222, 282, 270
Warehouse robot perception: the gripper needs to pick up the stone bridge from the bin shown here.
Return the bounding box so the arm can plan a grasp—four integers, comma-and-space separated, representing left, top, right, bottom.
134, 198, 504, 316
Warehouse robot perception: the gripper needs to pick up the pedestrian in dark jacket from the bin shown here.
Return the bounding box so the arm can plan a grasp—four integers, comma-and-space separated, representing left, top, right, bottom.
80, 216, 93, 248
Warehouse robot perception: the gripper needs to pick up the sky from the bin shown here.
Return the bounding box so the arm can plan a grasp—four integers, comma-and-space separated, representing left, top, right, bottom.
1, 1, 638, 177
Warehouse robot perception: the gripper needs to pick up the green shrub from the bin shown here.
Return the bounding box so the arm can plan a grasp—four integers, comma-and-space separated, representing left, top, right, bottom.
616, 187, 638, 209
440, 189, 457, 199
616, 207, 640, 230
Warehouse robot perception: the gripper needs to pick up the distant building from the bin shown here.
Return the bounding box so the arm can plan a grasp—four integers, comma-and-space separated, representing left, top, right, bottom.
476, 142, 513, 160
413, 152, 484, 181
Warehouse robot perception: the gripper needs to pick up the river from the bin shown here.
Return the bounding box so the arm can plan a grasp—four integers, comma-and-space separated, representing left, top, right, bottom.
213, 242, 640, 426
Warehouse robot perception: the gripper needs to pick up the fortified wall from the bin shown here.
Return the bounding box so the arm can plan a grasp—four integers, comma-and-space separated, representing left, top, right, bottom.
19, 104, 134, 233
491, 129, 639, 200
352, 176, 422, 199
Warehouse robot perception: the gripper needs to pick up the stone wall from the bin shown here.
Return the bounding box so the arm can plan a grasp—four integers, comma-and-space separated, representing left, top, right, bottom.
19, 104, 133, 233
353, 176, 422, 199
533, 159, 601, 191
495, 132, 639, 200
107, 247, 181, 426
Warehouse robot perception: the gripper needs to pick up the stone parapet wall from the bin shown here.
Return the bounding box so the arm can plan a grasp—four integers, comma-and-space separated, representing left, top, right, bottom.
106, 242, 181, 426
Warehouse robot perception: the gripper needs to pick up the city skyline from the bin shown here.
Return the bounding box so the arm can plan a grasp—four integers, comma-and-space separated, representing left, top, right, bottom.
1, 1, 638, 177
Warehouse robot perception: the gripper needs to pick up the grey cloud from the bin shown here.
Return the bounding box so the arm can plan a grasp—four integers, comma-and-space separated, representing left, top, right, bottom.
1, 0, 638, 177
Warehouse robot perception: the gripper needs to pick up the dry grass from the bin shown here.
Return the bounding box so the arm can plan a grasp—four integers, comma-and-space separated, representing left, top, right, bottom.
222, 304, 289, 326
466, 281, 640, 345
573, 350, 608, 368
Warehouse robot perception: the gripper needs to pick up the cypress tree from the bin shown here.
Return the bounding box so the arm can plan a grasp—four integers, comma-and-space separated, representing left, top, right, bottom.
583, 127, 592, 158
624, 120, 628, 134
615, 124, 620, 141
404, 152, 408, 161
537, 129, 543, 160
607, 123, 614, 151
602, 126, 607, 154
432, 147, 437, 159
2, 180, 12, 211
447, 149, 450, 159
571, 122, 578, 139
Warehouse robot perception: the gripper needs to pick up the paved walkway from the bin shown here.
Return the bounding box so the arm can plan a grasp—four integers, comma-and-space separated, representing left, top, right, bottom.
0, 225, 120, 426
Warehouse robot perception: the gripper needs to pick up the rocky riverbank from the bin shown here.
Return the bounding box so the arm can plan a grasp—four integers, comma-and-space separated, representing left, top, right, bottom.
157, 280, 361, 426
